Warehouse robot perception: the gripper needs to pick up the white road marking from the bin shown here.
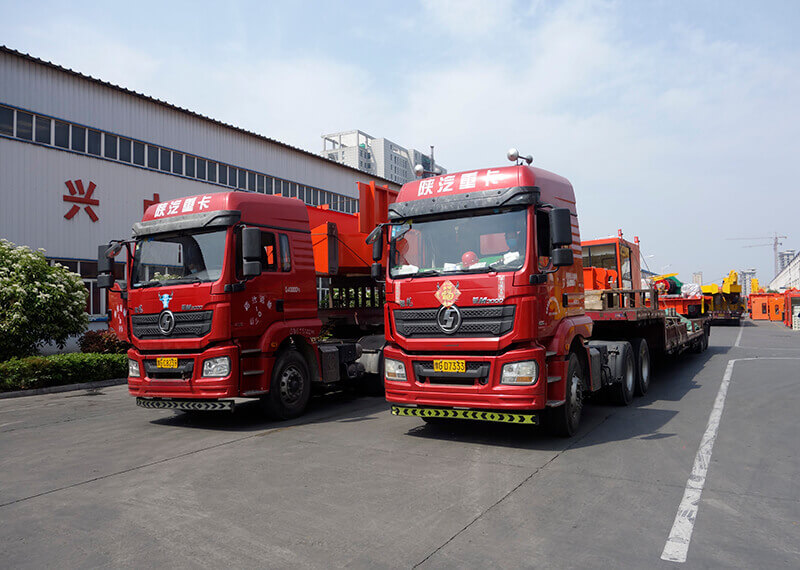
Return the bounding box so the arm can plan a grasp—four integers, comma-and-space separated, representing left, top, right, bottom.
661, 357, 800, 563
734, 325, 744, 347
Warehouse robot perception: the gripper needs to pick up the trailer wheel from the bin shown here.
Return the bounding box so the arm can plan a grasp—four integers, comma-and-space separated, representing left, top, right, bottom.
610, 344, 635, 406
261, 350, 311, 420
632, 338, 651, 396
547, 353, 584, 437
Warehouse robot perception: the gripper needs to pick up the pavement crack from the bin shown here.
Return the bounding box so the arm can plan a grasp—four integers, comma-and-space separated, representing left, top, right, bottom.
412, 411, 616, 568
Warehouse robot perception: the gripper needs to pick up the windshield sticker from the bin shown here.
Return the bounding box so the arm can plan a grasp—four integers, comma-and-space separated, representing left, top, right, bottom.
435, 280, 461, 307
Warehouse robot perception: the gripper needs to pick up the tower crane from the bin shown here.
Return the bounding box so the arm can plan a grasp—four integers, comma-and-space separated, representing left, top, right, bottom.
727, 232, 787, 278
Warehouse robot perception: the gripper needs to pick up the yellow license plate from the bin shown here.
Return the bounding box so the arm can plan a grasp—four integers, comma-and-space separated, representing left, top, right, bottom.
156, 357, 178, 369
433, 359, 466, 373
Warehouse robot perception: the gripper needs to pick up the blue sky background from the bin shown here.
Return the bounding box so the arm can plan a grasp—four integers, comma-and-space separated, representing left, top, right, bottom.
3, 0, 799, 285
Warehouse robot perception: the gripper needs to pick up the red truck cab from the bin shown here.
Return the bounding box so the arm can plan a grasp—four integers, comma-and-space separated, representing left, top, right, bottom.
380, 162, 591, 433
99, 189, 389, 418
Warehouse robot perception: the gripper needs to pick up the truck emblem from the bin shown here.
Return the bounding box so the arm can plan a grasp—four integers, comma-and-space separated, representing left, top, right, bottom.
435, 280, 461, 307
437, 305, 462, 334
158, 310, 175, 335
158, 293, 173, 310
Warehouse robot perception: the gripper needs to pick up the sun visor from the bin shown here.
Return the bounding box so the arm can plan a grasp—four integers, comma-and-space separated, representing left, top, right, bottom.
132, 210, 241, 237
388, 186, 539, 220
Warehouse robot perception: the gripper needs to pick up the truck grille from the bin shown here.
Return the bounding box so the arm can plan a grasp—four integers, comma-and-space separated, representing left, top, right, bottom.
393, 306, 515, 338
131, 311, 213, 339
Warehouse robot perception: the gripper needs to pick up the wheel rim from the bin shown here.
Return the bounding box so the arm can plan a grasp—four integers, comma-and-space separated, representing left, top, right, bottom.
569, 373, 583, 425
279, 365, 304, 405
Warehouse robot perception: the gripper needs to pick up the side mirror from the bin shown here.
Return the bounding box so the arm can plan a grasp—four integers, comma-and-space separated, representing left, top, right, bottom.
550, 208, 573, 247
98, 245, 113, 274
242, 227, 262, 261
241, 227, 263, 279
365, 224, 382, 245
552, 248, 574, 267
372, 238, 382, 262
97, 273, 115, 289
242, 261, 262, 279
371, 262, 384, 281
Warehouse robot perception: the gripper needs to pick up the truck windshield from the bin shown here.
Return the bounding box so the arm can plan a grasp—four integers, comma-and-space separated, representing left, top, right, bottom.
390, 209, 527, 278
131, 229, 227, 288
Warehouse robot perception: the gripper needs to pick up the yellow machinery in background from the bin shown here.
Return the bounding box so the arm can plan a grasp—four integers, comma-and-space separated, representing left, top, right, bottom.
702, 270, 746, 325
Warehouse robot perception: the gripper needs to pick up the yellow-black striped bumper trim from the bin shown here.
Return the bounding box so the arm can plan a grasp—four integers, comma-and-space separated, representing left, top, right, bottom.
391, 406, 538, 425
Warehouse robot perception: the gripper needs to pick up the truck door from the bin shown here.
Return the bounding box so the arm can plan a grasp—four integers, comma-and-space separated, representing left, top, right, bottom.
231, 229, 283, 337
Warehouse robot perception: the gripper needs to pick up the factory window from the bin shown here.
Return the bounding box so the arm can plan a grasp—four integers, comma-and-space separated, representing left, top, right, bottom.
0, 106, 12, 136
172, 152, 183, 175
238, 169, 247, 189
248, 171, 255, 191
264, 176, 273, 194
256, 174, 265, 193
230, 166, 238, 188
54, 121, 69, 148
133, 141, 145, 165
16, 111, 33, 140
218, 163, 227, 185
207, 161, 216, 183
196, 158, 206, 180
119, 138, 131, 162
87, 129, 101, 155
185, 156, 195, 177
147, 145, 158, 168
104, 134, 117, 159
35, 116, 51, 144
71, 125, 85, 152
160, 148, 170, 171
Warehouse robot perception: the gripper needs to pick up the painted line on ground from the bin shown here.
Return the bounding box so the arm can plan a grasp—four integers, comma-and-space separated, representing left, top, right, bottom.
661, 357, 800, 563
734, 324, 744, 347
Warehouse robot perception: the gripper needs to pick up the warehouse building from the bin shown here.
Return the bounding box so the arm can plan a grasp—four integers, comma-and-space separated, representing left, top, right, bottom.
0, 46, 399, 319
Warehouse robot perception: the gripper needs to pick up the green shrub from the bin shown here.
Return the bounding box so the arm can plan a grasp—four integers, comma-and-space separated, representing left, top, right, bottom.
79, 330, 131, 354
0, 353, 127, 392
0, 239, 89, 360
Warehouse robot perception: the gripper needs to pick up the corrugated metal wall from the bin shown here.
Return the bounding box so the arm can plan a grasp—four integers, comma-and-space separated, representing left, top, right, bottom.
0, 50, 399, 200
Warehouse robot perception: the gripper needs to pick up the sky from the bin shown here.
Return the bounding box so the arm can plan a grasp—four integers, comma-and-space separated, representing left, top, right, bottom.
3, 0, 799, 285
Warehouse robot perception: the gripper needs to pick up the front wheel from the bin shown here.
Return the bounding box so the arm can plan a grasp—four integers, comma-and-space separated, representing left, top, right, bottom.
547, 353, 584, 437
261, 350, 311, 420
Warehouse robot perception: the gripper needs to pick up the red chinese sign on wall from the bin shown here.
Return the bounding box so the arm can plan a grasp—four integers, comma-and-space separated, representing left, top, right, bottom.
63, 180, 99, 222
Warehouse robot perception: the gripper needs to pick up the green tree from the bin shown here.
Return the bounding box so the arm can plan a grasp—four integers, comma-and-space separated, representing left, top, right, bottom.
0, 239, 88, 360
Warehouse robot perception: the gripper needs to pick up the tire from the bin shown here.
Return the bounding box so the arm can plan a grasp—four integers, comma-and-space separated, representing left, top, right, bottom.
610, 343, 634, 406
547, 353, 584, 437
631, 338, 651, 396
261, 350, 311, 420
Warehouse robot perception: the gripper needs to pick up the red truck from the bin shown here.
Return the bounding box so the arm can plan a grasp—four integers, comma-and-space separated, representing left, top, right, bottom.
374, 151, 708, 436
98, 183, 393, 418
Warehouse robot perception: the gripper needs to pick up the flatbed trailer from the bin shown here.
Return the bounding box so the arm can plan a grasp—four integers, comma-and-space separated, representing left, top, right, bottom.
585, 288, 709, 356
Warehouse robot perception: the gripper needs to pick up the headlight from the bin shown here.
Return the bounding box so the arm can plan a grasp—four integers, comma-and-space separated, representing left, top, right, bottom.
500, 360, 539, 385
384, 358, 407, 382
202, 356, 231, 377
128, 359, 140, 378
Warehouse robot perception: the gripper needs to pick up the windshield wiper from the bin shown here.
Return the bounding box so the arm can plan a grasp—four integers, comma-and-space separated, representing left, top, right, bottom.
136, 280, 164, 289
414, 269, 441, 277
167, 276, 202, 284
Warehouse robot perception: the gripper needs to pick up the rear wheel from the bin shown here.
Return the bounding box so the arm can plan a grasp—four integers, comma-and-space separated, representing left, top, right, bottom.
547, 353, 584, 437
610, 343, 634, 406
261, 350, 311, 420
632, 338, 651, 396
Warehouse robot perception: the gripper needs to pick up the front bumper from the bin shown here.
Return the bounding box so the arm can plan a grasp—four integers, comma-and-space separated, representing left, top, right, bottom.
127, 344, 239, 399
383, 344, 547, 411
